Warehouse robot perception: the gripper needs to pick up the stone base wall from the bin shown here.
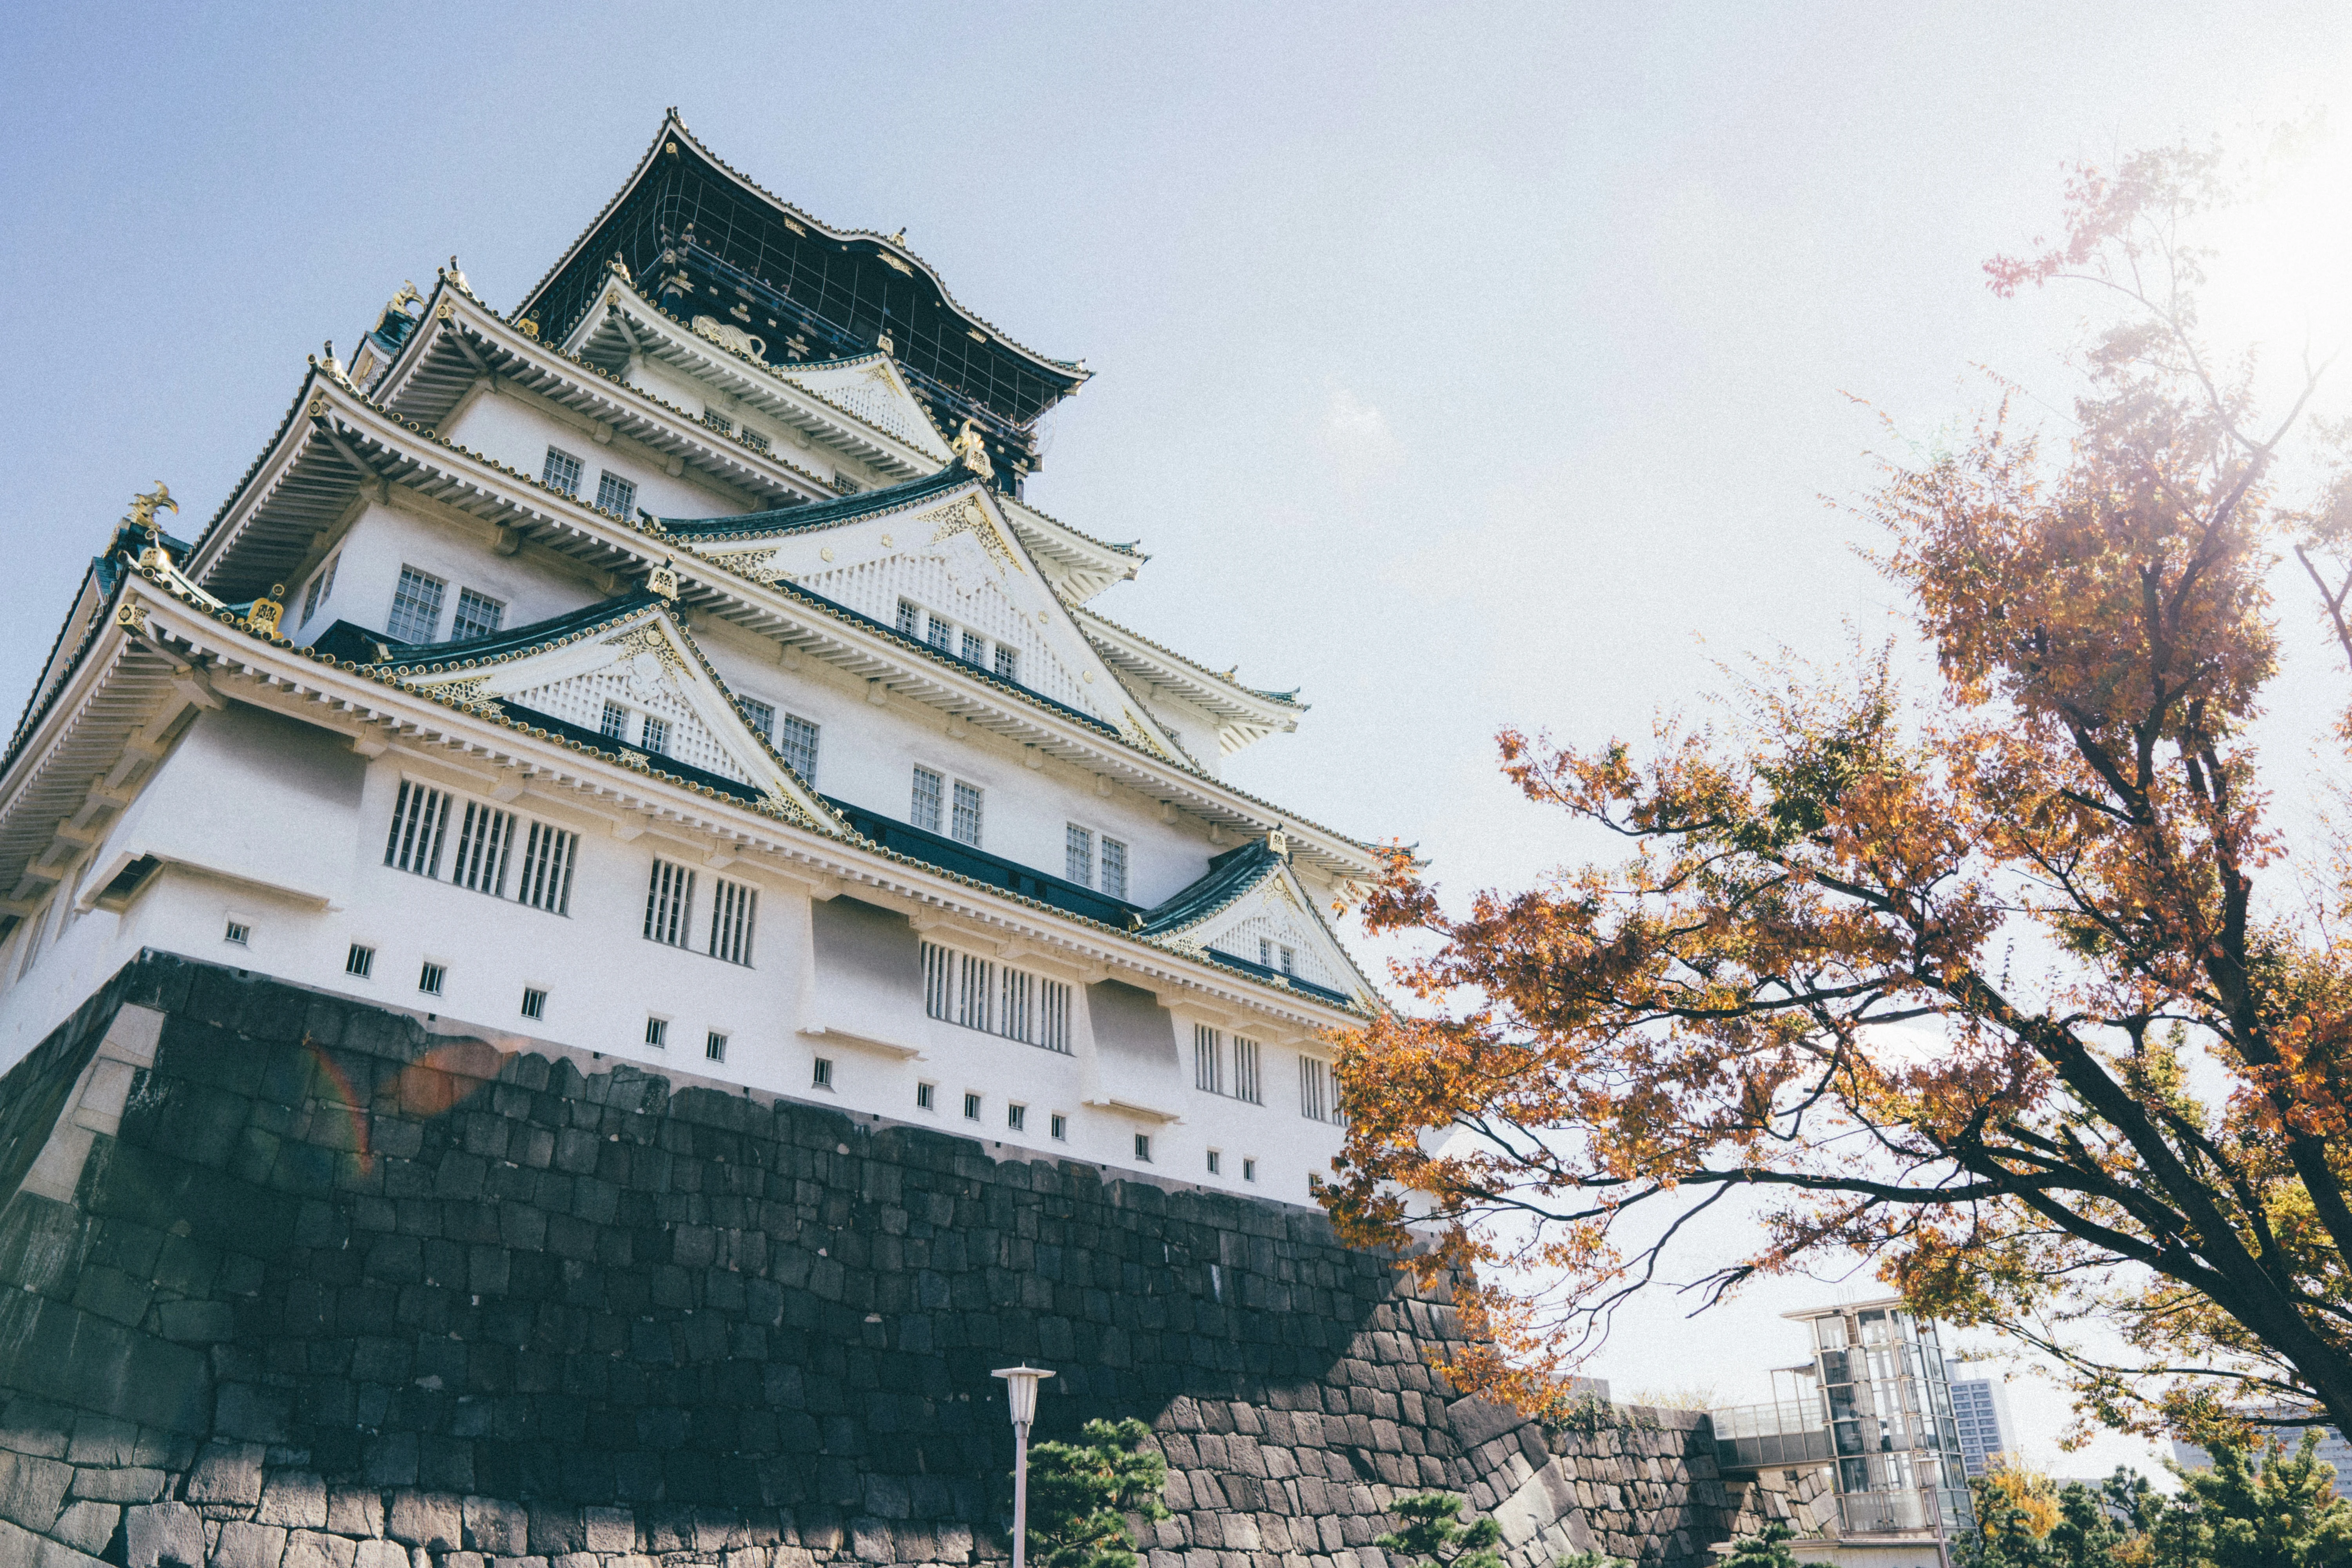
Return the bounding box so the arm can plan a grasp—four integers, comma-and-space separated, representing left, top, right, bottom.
0, 954, 1748, 1568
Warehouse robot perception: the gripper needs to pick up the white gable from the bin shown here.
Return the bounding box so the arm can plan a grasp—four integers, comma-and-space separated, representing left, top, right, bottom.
394, 603, 837, 829
1167, 862, 1367, 1004
774, 356, 953, 462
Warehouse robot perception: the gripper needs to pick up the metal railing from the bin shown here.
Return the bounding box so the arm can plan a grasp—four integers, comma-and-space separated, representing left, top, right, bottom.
1836, 1490, 1942, 1535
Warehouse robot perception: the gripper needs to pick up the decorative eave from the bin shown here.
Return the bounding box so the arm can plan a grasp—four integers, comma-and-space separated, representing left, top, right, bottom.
999, 493, 1144, 606
0, 570, 1362, 1025
169, 376, 1382, 882
1072, 605, 1306, 755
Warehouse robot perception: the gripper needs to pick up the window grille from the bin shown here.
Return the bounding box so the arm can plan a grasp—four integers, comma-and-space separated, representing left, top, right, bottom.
645, 1017, 668, 1048
514, 822, 577, 915
300, 553, 339, 627
812, 1056, 833, 1087
542, 446, 584, 495
1050, 1113, 1067, 1140
640, 715, 669, 756
387, 566, 445, 643
708, 878, 757, 965
963, 1092, 981, 1121
1233, 1037, 1262, 1104
916, 1082, 935, 1111
926, 615, 954, 653
1134, 1134, 1152, 1163
701, 410, 734, 435
994, 646, 1019, 684
450, 588, 503, 642
1065, 825, 1094, 886
1243, 1158, 1257, 1182
740, 427, 771, 454
385, 780, 450, 877
950, 780, 983, 847
600, 701, 630, 742
345, 943, 375, 978
1299, 1055, 1341, 1123
961, 629, 987, 665
418, 961, 445, 996
449, 802, 515, 897
739, 697, 775, 740
778, 715, 819, 782
596, 471, 637, 516
1007, 1104, 1026, 1132
1194, 1024, 1224, 1094
924, 941, 1070, 1052
644, 859, 695, 947
896, 599, 920, 637
1259, 938, 1297, 975
1280, 945, 1296, 975
911, 766, 943, 832
521, 987, 547, 1020
1101, 838, 1128, 900
707, 1031, 728, 1062
223, 920, 250, 946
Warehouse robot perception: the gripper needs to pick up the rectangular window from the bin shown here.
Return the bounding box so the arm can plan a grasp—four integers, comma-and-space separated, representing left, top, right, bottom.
708, 878, 757, 966
896, 599, 920, 637
1194, 1025, 1224, 1094
963, 1092, 982, 1121
596, 471, 637, 516
385, 780, 451, 877
645, 1016, 668, 1048
1050, 1112, 1067, 1141
644, 859, 695, 948
961, 629, 987, 665
911, 766, 943, 832
923, 941, 1070, 1052
1101, 838, 1128, 900
812, 1056, 833, 1087
601, 701, 630, 742
739, 697, 775, 741
345, 943, 375, 978
1207, 1149, 1221, 1175
702, 410, 733, 436
1007, 1103, 1026, 1132
1065, 825, 1094, 886
542, 447, 584, 495
705, 1031, 727, 1062
640, 715, 670, 756
1280, 945, 1296, 975
1259, 938, 1298, 975
1243, 1158, 1257, 1182
386, 566, 445, 643
1233, 1036, 1263, 1104
1300, 1055, 1340, 1123
450, 588, 504, 642
950, 780, 983, 847
740, 427, 771, 454
521, 987, 547, 1020
778, 714, 820, 782
223, 920, 250, 946
926, 614, 954, 653
418, 961, 445, 996
300, 553, 339, 628
513, 822, 577, 915
916, 1082, 935, 1111
1134, 1133, 1152, 1163
994, 646, 1019, 684
450, 801, 515, 898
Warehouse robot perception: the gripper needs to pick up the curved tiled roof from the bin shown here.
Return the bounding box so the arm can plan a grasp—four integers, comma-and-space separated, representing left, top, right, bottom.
655, 466, 971, 541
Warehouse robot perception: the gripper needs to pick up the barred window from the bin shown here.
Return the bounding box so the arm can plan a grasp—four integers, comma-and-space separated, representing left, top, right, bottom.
994, 645, 1020, 684
641, 715, 670, 756
1299, 1055, 1343, 1124
911, 766, 943, 832
514, 822, 577, 915
708, 877, 757, 966
542, 446, 584, 495
451, 588, 504, 642
739, 697, 775, 741
961, 629, 987, 665
384, 780, 450, 877
596, 471, 637, 516
950, 780, 983, 847
387, 566, 445, 643
740, 427, 771, 454
1259, 938, 1297, 975
926, 614, 954, 653
449, 801, 515, 897
896, 598, 920, 637
600, 701, 629, 742
1065, 824, 1094, 886
1102, 838, 1129, 901
644, 859, 695, 948
701, 410, 734, 435
923, 941, 1071, 1053
1194, 1024, 1224, 1094
778, 714, 820, 782
645, 1016, 669, 1048
1233, 1036, 1262, 1104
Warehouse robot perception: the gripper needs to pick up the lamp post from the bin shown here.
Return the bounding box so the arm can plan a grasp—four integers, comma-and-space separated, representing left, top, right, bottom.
992, 1365, 1055, 1568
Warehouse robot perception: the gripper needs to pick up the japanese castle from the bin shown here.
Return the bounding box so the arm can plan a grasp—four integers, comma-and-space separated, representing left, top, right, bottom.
0, 113, 1376, 1198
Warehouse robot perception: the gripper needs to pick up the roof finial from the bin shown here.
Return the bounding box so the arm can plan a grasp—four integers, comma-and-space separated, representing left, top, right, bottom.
446, 254, 469, 292
1267, 824, 1290, 861
609, 250, 632, 285
389, 279, 422, 316
127, 482, 177, 568
889, 228, 907, 247
320, 339, 345, 381
951, 419, 994, 481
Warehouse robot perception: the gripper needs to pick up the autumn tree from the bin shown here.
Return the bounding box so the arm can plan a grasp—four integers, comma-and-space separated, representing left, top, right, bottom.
1324, 135, 2352, 1445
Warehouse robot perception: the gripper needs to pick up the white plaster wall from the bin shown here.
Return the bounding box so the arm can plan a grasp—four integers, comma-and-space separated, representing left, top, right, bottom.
441, 385, 753, 523
292, 499, 601, 648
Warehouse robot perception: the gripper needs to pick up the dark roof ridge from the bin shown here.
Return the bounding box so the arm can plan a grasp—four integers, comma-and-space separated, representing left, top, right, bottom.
656, 465, 972, 539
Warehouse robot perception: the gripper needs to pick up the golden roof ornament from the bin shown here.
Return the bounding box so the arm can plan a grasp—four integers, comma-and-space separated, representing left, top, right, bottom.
951, 419, 994, 481
319, 340, 345, 381
609, 251, 632, 285
446, 254, 469, 292
888, 229, 907, 246
248, 584, 286, 639
388, 280, 423, 316
648, 557, 680, 601
1267, 826, 1290, 861
127, 482, 177, 568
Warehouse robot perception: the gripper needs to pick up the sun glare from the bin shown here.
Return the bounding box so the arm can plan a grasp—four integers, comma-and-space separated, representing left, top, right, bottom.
2195, 119, 2352, 397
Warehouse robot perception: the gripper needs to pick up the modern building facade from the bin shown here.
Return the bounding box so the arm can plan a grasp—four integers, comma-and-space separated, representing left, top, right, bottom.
0, 113, 1380, 1203
1945, 1370, 2016, 1478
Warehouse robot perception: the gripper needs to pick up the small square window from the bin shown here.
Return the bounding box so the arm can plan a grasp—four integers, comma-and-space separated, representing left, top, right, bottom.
345, 943, 375, 978
521, 987, 547, 1020
963, 1092, 982, 1121
707, 1031, 728, 1062
640, 715, 669, 755
645, 1016, 668, 1049
223, 920, 250, 947
739, 697, 775, 741
543, 446, 584, 495
1050, 1112, 1067, 1141
596, 471, 637, 516
451, 588, 504, 642
1133, 1133, 1152, 1163
1243, 1158, 1257, 1182
1007, 1103, 1026, 1132
601, 701, 629, 742
994, 645, 1019, 684
1207, 1149, 1221, 1175
813, 1057, 834, 1089
418, 961, 445, 996
917, 1082, 936, 1111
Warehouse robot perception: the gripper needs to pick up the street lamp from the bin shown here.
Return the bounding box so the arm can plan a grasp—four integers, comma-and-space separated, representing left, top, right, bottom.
992, 1365, 1056, 1568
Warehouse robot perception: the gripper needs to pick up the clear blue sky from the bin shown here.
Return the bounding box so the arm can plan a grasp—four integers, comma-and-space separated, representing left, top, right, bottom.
7, 1, 2349, 1472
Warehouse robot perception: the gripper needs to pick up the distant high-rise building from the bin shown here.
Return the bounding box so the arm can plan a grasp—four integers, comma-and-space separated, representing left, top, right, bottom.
1946, 1369, 2017, 1477
2174, 1418, 2352, 1501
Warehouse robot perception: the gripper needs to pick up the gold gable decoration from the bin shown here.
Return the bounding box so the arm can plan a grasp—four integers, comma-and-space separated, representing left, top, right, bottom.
699, 547, 786, 584
919, 495, 1022, 576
